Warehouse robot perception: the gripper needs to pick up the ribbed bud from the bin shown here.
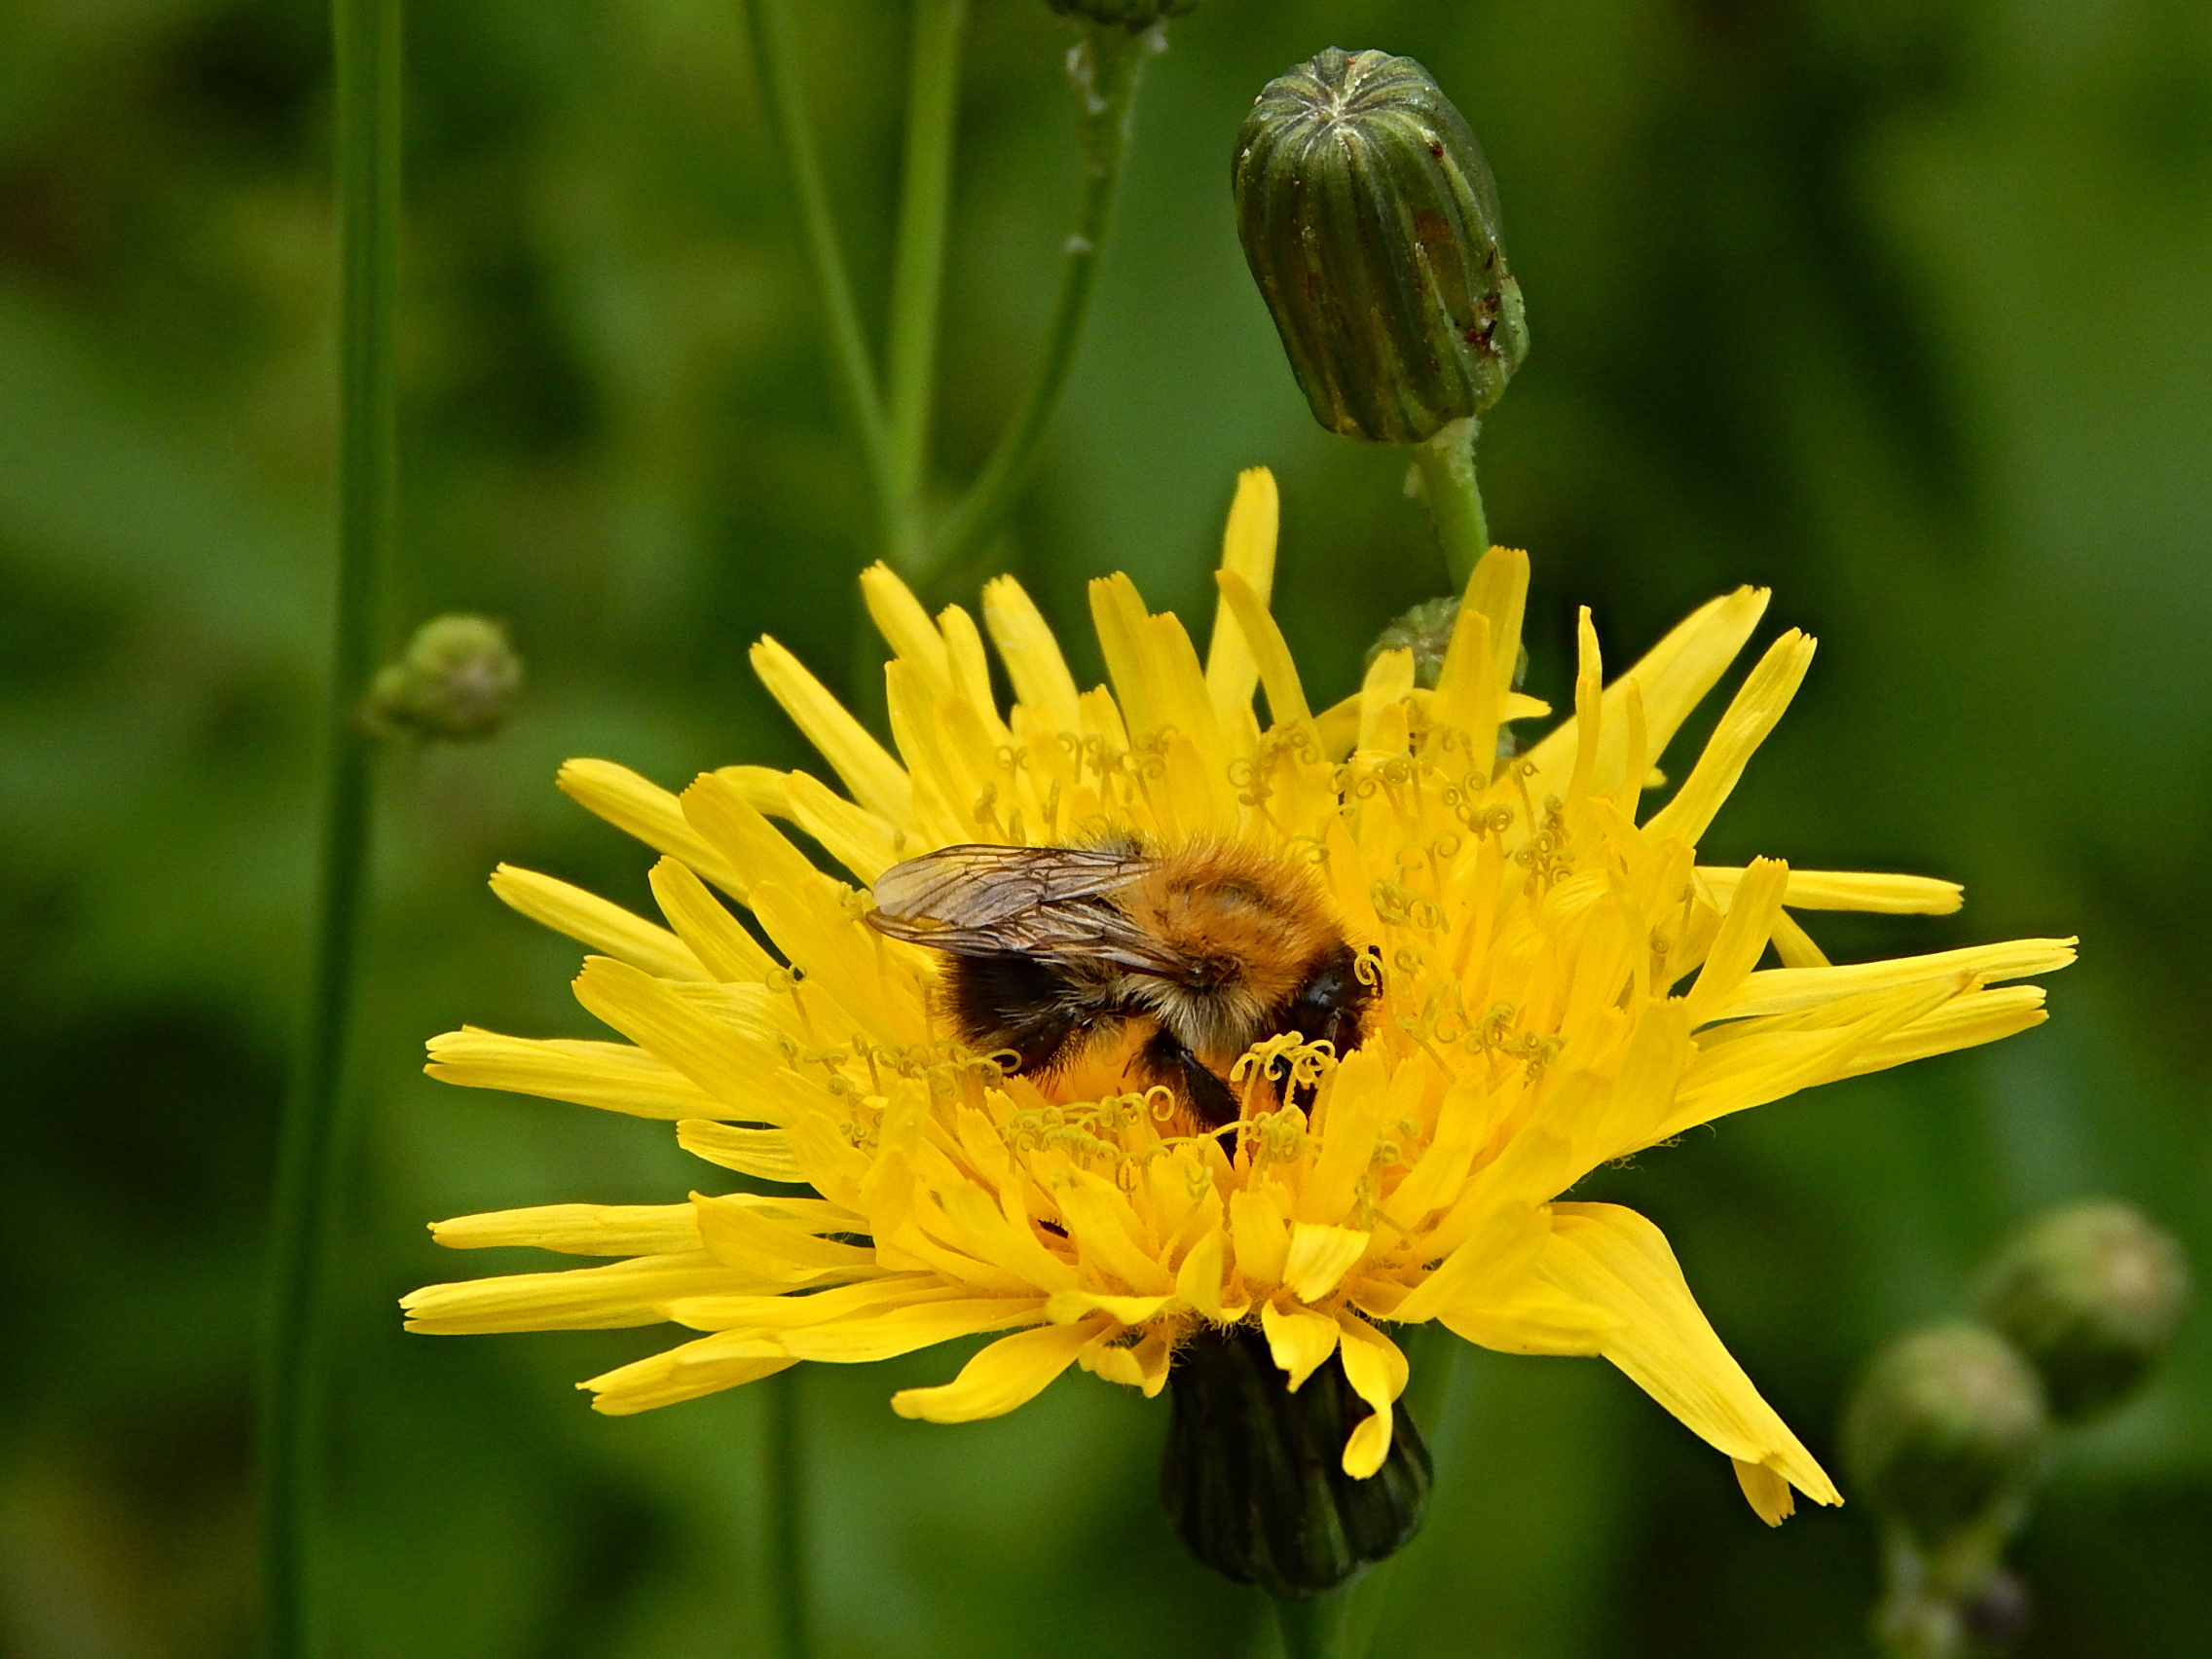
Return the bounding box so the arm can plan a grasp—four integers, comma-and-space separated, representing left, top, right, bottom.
1979, 1200, 2191, 1422
1162, 1323, 1430, 1598
1045, 0, 1195, 28
1843, 1323, 2049, 1551
1234, 49, 1527, 445
365, 614, 524, 741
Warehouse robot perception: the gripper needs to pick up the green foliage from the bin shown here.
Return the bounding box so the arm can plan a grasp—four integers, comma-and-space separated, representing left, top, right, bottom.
4, 2, 2211, 1656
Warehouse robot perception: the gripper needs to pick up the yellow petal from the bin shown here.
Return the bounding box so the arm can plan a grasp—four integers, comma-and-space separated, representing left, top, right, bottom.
781, 770, 904, 885
558, 759, 748, 896
1282, 1223, 1372, 1303
1734, 1458, 1796, 1527
1521, 586, 1771, 806
750, 636, 913, 824
675, 1120, 808, 1183
1641, 631, 1817, 845
1262, 1299, 1342, 1390
1682, 858, 1788, 1025
571, 957, 782, 1118
1357, 646, 1416, 753
1697, 866, 1963, 915
1046, 1289, 1174, 1325
1462, 545, 1530, 693
402, 1252, 785, 1334
1714, 938, 2076, 1021
776, 1296, 1047, 1363
1215, 569, 1312, 729
646, 858, 777, 982
1540, 1202, 1839, 1512
1204, 467, 1279, 731
890, 1314, 1109, 1422
1436, 1281, 1620, 1355
430, 1202, 703, 1257
861, 563, 953, 699
679, 771, 823, 904
425, 1027, 719, 1120
1335, 1314, 1410, 1479
1230, 1187, 1291, 1291
584, 1334, 795, 1415
980, 574, 1082, 733
490, 865, 708, 980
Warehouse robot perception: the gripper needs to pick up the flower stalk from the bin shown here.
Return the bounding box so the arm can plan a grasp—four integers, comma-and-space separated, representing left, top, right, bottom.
743, 0, 896, 555
928, 19, 1158, 575
884, 0, 972, 565
1410, 419, 1490, 591
743, 3, 1160, 585
260, 0, 400, 1652
1274, 1589, 1353, 1659
765, 1367, 816, 1659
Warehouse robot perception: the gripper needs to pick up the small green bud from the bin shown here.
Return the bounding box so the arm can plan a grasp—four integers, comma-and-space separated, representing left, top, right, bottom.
1843, 1323, 2049, 1551
1045, 0, 1195, 29
1365, 597, 1460, 689
1234, 48, 1528, 445
1979, 1200, 2191, 1422
366, 614, 524, 741
1162, 1323, 1430, 1598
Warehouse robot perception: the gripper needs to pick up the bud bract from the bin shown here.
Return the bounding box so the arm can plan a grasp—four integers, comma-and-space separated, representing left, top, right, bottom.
1979, 1200, 2191, 1422
366, 613, 524, 741
1045, 0, 1195, 28
1843, 1323, 2049, 1551
1162, 1323, 1430, 1598
1234, 48, 1527, 445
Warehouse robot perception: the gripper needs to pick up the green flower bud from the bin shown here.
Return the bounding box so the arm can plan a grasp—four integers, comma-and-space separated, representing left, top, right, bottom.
1162, 1322, 1430, 1598
365, 614, 524, 741
1365, 597, 1460, 689
1979, 1200, 2191, 1422
1234, 49, 1528, 445
1045, 0, 1195, 29
1843, 1323, 2049, 1552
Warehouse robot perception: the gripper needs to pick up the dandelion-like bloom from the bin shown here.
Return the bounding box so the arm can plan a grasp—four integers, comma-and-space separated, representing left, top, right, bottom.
406, 469, 2071, 1528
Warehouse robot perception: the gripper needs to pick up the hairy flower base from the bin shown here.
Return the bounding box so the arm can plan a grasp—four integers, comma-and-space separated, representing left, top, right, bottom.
404, 468, 2071, 1525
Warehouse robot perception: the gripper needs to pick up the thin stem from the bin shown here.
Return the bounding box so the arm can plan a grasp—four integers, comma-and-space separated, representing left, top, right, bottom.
259, 0, 400, 1653
927, 21, 1157, 577
744, 0, 899, 555
1342, 1326, 1462, 1659
1410, 417, 1490, 591
765, 1367, 816, 1659
1273, 1589, 1352, 1659
883, 0, 969, 565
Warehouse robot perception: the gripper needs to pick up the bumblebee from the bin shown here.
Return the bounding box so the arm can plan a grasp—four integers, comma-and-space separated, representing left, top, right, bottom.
863, 838, 1373, 1127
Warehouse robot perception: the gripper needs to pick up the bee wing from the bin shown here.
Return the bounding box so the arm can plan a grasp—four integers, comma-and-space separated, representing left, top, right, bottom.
866, 843, 1192, 974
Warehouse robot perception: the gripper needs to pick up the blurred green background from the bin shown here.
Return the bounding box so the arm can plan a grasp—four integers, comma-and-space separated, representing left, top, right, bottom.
3, 0, 2208, 1653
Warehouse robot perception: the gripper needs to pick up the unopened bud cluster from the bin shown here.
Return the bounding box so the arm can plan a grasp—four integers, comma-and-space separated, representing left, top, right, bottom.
365, 614, 524, 742
1844, 1201, 2189, 1656
1979, 1200, 2191, 1422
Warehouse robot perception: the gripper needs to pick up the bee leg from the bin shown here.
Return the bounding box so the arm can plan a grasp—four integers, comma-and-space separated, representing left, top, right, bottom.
1135, 1027, 1239, 1130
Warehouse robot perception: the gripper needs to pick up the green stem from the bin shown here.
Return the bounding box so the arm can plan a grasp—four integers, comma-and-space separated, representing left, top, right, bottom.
765, 1367, 816, 1659
883, 0, 969, 567
926, 20, 1156, 577
1274, 1589, 1352, 1659
259, 0, 399, 1653
1410, 416, 1490, 590
744, 0, 898, 557
1342, 1326, 1462, 1659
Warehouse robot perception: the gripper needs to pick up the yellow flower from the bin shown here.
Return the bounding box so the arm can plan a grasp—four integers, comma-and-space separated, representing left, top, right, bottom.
404, 469, 2071, 1526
